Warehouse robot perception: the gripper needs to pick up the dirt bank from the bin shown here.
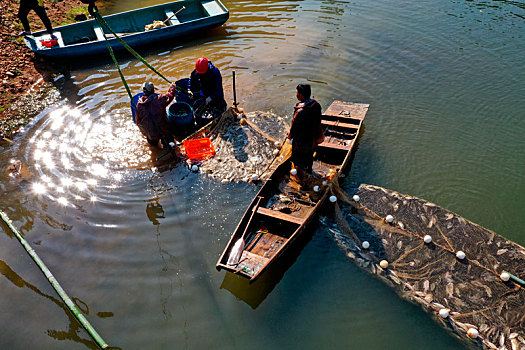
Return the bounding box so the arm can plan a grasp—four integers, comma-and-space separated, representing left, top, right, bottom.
0, 0, 93, 140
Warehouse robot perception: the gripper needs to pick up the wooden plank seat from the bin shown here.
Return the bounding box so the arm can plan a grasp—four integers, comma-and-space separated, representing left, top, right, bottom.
93, 25, 105, 41
164, 9, 180, 25
202, 0, 226, 16
235, 250, 268, 276
317, 140, 352, 151
323, 101, 369, 120
246, 231, 287, 258
256, 207, 305, 225
323, 128, 357, 139
321, 119, 360, 130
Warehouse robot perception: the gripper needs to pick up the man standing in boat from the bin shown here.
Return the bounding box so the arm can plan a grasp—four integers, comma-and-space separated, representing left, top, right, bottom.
188, 57, 227, 125
135, 82, 177, 149
17, 0, 54, 37
288, 84, 324, 174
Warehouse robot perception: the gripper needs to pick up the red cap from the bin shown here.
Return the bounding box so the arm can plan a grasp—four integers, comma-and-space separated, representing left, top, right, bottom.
195, 57, 209, 74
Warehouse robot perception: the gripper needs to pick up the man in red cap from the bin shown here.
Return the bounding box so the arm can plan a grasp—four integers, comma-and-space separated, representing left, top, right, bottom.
188, 57, 226, 125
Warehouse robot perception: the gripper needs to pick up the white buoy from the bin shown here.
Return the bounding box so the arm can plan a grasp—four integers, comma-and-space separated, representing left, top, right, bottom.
379, 260, 389, 269
352, 195, 360, 202
362, 241, 370, 249
273, 149, 279, 156
386, 215, 394, 223
313, 185, 320, 192
191, 165, 199, 172
500, 272, 510, 282
456, 251, 466, 260
251, 174, 259, 181
169, 142, 175, 148
329, 195, 337, 203
424, 235, 432, 244
274, 141, 280, 147
290, 168, 297, 175
322, 180, 327, 186
467, 328, 479, 339
439, 309, 449, 318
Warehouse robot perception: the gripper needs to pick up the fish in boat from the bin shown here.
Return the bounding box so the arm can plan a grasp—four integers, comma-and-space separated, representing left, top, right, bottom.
216, 101, 370, 282
23, 0, 229, 59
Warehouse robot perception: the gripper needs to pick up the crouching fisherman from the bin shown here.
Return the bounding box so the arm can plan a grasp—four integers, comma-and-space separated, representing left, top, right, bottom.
188, 57, 227, 125
135, 82, 177, 149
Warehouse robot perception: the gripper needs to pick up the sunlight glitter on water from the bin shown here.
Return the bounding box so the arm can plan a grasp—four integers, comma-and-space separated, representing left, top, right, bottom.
22, 105, 146, 205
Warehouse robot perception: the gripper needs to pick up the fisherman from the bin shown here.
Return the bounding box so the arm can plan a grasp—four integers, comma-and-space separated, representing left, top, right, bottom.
17, 0, 54, 37
188, 57, 227, 125
287, 84, 324, 174
135, 82, 177, 148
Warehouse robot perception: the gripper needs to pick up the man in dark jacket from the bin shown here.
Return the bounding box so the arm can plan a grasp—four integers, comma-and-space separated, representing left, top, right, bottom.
287, 84, 324, 173
17, 0, 54, 36
135, 82, 176, 147
188, 57, 226, 124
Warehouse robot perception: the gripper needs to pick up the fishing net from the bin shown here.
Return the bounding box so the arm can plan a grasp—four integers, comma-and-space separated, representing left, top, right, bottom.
196, 110, 288, 182
327, 182, 525, 349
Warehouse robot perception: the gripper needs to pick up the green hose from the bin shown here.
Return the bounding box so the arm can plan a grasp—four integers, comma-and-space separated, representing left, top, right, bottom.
98, 21, 134, 105
0, 211, 109, 349
94, 11, 172, 85
93, 9, 191, 106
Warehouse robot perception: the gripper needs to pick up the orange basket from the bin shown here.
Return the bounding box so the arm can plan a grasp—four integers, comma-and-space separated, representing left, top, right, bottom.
183, 138, 216, 161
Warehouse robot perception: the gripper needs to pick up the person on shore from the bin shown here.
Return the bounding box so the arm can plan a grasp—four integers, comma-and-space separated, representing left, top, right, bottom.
287, 84, 324, 174
17, 0, 54, 37
135, 82, 177, 148
80, 0, 98, 17
188, 57, 226, 124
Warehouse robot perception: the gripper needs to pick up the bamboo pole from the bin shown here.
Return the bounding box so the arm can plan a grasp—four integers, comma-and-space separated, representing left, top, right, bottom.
0, 211, 109, 349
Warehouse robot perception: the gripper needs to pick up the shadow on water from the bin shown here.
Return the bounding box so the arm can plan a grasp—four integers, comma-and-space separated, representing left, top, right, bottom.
219, 220, 319, 309
148, 178, 239, 349
0, 259, 120, 349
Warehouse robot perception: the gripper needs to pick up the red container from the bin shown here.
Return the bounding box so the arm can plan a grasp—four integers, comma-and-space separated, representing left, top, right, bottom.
41, 39, 58, 48
183, 138, 215, 161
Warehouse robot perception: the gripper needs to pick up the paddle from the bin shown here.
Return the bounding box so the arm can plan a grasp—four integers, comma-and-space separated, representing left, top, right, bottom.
163, 6, 186, 25
227, 197, 262, 266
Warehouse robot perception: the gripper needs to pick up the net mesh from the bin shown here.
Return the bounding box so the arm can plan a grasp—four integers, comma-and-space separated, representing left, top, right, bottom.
329, 182, 525, 349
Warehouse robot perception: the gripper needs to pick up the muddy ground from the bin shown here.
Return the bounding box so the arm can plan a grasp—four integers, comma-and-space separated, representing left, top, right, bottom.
0, 0, 94, 140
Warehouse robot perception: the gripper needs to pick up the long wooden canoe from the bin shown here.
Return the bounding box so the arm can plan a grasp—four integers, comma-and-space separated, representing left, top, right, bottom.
23, 0, 229, 59
216, 101, 369, 282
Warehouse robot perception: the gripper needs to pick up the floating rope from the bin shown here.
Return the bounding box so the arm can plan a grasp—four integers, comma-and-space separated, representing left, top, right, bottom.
327, 179, 525, 290
0, 211, 109, 349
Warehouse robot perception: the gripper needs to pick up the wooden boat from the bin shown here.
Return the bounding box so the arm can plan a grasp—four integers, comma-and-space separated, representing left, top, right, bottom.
216, 101, 369, 282
23, 0, 229, 59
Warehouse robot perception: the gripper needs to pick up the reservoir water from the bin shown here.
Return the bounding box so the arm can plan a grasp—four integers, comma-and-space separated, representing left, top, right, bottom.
0, 0, 523, 348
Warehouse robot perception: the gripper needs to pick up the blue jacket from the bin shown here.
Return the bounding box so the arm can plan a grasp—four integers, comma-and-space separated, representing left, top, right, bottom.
189, 61, 225, 103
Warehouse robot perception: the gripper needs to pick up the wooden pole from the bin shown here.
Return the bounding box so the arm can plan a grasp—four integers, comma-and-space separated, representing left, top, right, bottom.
0, 211, 109, 349
162, 6, 186, 24
232, 70, 237, 106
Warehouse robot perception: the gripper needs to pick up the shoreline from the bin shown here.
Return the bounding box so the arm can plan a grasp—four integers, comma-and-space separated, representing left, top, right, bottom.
0, 0, 96, 140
